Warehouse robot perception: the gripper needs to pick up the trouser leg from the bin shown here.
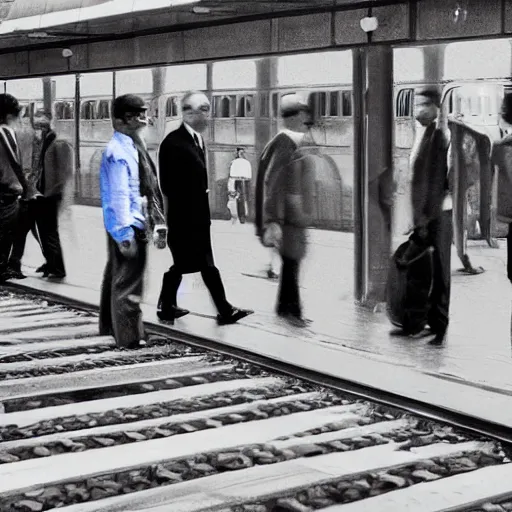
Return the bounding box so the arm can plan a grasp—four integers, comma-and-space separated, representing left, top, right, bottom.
0, 201, 19, 276
201, 265, 233, 317
507, 221, 512, 283
104, 233, 147, 348
99, 235, 114, 336
8, 201, 36, 272
158, 265, 183, 311
427, 210, 453, 334
277, 256, 302, 318
37, 196, 66, 275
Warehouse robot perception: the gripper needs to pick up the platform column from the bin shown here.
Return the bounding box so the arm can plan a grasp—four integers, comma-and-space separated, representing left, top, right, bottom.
151, 66, 166, 138
422, 44, 446, 90
42, 76, 55, 119
352, 45, 394, 307
253, 57, 278, 222
255, 57, 278, 160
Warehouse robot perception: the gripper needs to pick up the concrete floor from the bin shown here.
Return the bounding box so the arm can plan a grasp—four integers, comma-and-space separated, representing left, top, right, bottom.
11, 205, 512, 425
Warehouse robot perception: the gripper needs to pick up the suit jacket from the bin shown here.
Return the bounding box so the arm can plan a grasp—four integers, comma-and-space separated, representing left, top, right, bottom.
492, 133, 512, 223
158, 123, 210, 232
254, 132, 298, 238
42, 135, 74, 198
0, 127, 30, 200
411, 123, 449, 227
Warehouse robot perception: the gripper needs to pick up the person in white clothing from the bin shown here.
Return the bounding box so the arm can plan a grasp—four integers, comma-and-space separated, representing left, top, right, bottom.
227, 147, 251, 223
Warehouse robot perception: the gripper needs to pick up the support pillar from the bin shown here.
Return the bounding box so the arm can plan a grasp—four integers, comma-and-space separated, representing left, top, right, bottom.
206, 62, 214, 143
252, 57, 278, 223
255, 57, 278, 160
74, 74, 81, 203
422, 44, 446, 88
42, 76, 55, 119
353, 45, 394, 306
151, 66, 166, 136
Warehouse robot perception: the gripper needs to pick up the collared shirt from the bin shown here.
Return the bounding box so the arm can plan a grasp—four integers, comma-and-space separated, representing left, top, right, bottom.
99, 131, 145, 243
184, 122, 204, 149
229, 157, 252, 180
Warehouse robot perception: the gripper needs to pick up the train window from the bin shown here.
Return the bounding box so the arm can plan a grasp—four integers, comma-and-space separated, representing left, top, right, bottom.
214, 95, 232, 118
396, 88, 414, 117
237, 96, 246, 117
259, 92, 269, 117
245, 95, 255, 117
62, 102, 74, 120
317, 92, 327, 117
341, 91, 352, 117
481, 96, 491, 116
271, 92, 279, 118
54, 102, 64, 120
445, 89, 454, 114
469, 96, 480, 116
98, 100, 111, 120
166, 96, 179, 118
329, 91, 340, 117
80, 100, 96, 120
149, 98, 159, 119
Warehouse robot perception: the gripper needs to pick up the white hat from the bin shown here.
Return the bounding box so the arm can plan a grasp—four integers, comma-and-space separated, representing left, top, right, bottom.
280, 93, 310, 117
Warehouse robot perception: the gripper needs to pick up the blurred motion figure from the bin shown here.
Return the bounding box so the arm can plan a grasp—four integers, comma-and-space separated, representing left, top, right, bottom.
255, 93, 316, 327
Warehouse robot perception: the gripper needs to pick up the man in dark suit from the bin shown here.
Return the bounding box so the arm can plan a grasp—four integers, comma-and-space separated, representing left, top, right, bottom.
0, 93, 35, 283
157, 91, 253, 325
8, 113, 74, 279
407, 88, 452, 344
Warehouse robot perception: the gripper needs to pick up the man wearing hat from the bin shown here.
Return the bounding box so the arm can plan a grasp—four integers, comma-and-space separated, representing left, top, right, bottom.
99, 94, 166, 349
254, 93, 315, 328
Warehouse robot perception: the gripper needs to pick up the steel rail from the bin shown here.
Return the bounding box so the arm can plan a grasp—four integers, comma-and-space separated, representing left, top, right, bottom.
5, 281, 512, 448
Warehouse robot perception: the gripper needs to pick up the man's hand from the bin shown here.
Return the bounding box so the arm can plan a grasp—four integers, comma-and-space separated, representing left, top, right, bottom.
118, 239, 138, 258
153, 226, 167, 250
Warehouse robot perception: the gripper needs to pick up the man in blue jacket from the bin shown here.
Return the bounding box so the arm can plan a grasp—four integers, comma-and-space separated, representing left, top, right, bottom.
99, 94, 166, 349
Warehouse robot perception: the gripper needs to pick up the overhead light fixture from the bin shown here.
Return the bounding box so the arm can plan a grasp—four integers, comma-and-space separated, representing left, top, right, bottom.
192, 6, 210, 14
27, 32, 50, 38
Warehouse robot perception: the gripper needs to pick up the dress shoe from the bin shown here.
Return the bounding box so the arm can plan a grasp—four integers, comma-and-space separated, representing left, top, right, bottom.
217, 307, 253, 325
4, 268, 26, 280
0, 271, 12, 283
389, 327, 429, 338
119, 340, 147, 350
278, 312, 309, 328
267, 269, 279, 280
157, 306, 190, 323
429, 329, 446, 346
43, 270, 66, 279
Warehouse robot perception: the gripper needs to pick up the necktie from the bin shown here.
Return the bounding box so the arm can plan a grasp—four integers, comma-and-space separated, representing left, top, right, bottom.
3, 128, 17, 156
193, 133, 205, 160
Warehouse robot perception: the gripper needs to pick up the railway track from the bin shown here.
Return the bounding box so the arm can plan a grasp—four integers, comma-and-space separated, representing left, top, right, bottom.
0, 289, 512, 512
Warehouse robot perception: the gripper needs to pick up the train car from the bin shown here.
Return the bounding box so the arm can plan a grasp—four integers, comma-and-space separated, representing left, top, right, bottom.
5, 59, 511, 236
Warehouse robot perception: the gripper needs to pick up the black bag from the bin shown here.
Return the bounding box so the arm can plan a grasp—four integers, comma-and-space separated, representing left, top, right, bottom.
386, 236, 435, 333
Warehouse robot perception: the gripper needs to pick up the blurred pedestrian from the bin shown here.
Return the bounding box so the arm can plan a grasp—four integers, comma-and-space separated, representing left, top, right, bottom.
254, 93, 315, 327
491, 93, 512, 284
99, 94, 166, 349
395, 88, 452, 344
0, 93, 37, 283
8, 113, 74, 279
157, 91, 253, 325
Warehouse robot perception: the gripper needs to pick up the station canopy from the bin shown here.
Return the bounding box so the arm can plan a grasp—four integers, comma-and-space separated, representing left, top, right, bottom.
0, 0, 394, 50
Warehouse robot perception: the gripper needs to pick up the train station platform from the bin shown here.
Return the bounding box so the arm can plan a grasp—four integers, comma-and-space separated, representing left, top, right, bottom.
8, 204, 512, 430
